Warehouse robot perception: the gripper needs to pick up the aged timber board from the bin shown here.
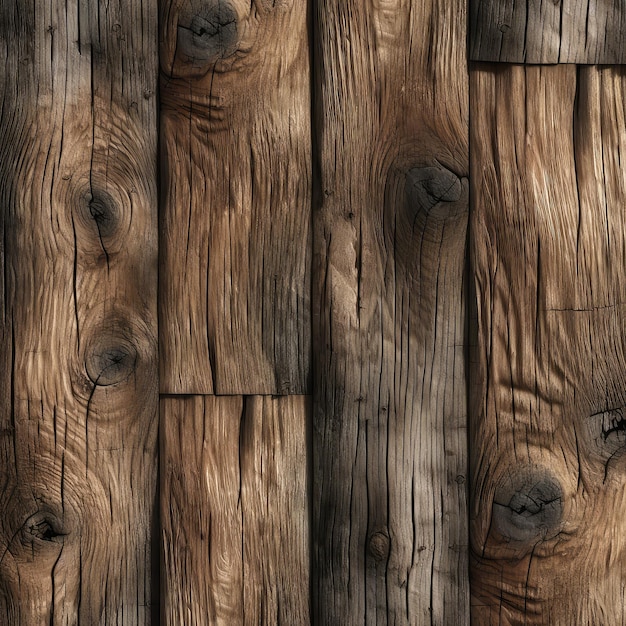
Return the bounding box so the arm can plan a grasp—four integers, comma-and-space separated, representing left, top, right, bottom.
161, 395, 310, 625
0, 0, 158, 623
470, 64, 626, 624
312, 0, 470, 623
159, 0, 311, 395
470, 0, 626, 63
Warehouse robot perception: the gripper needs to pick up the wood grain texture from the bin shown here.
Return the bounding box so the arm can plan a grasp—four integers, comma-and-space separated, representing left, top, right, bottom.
470, 0, 626, 63
470, 64, 626, 624
161, 395, 310, 625
0, 1, 158, 624
159, 0, 311, 395
312, 0, 469, 622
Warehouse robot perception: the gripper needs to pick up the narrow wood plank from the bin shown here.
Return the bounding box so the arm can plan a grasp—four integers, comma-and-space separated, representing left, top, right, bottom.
159, 0, 311, 395
0, 1, 158, 623
312, 0, 469, 622
470, 64, 626, 624
161, 395, 310, 625
470, 0, 626, 63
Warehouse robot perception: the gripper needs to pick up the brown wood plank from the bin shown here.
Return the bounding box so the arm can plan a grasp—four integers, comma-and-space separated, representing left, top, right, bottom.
470, 0, 626, 63
470, 64, 626, 624
0, 1, 158, 623
159, 0, 311, 395
312, 0, 469, 622
161, 395, 310, 625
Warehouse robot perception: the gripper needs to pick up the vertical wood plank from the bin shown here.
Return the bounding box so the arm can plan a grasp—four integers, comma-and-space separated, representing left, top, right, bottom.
312, 0, 469, 622
159, 0, 311, 395
0, 0, 158, 623
161, 395, 310, 625
470, 64, 626, 624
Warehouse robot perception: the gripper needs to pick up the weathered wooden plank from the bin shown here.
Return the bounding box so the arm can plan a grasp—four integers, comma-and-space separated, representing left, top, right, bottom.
470, 0, 626, 63
159, 0, 311, 395
0, 1, 158, 624
161, 395, 310, 625
470, 64, 626, 624
312, 0, 469, 622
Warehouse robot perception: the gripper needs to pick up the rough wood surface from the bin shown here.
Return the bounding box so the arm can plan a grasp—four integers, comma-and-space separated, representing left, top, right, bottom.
470, 0, 626, 63
312, 0, 469, 622
0, 1, 158, 623
470, 64, 626, 624
161, 395, 310, 625
159, 0, 311, 395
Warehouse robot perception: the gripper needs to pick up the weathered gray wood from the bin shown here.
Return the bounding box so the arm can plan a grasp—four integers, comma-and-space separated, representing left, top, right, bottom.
159, 0, 311, 395
0, 1, 158, 623
470, 0, 626, 63
470, 63, 626, 624
161, 395, 310, 625
312, 0, 469, 622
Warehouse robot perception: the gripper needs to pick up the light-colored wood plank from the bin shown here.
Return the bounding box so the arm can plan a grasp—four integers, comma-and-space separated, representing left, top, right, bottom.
0, 1, 158, 623
159, 0, 311, 395
312, 0, 469, 622
161, 395, 310, 625
470, 64, 626, 624
470, 0, 626, 63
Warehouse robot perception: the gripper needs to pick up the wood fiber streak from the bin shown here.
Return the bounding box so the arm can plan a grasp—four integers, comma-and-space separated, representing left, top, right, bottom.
159, 0, 311, 395
470, 0, 626, 63
161, 395, 310, 625
470, 64, 626, 625
0, 1, 158, 624
312, 0, 469, 622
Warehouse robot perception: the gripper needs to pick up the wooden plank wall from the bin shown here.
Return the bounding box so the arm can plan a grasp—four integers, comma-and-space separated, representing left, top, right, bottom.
158, 0, 470, 623
0, 0, 158, 623
0, 0, 474, 623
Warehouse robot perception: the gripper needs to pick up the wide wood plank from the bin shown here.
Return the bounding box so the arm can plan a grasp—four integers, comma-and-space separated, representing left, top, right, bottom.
470, 64, 626, 624
470, 0, 626, 63
0, 1, 158, 623
161, 395, 310, 625
159, 0, 311, 395
312, 0, 469, 622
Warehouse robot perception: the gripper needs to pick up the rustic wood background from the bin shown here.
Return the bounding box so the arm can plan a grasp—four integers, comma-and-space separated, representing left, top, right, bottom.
1, 0, 625, 624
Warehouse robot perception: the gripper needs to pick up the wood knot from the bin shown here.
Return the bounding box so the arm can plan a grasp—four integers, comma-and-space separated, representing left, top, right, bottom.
492, 469, 563, 544
72, 312, 155, 422
177, 3, 238, 68
368, 529, 390, 561
388, 160, 467, 261
85, 192, 119, 239
405, 164, 464, 220
10, 509, 68, 563
20, 511, 66, 545
72, 187, 124, 266
86, 333, 137, 387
